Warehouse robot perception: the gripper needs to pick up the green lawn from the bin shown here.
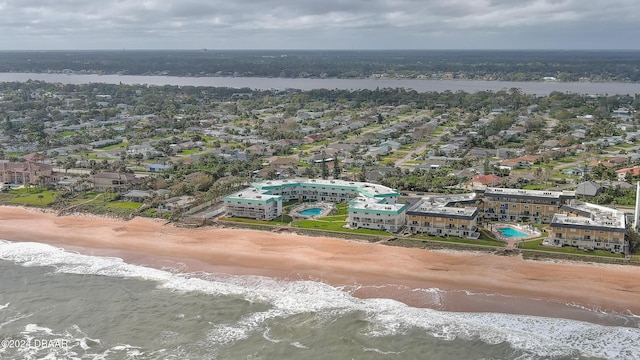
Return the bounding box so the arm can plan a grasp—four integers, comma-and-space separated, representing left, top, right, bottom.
219, 215, 293, 225
8, 189, 57, 206
518, 239, 623, 258
68, 192, 111, 206
318, 215, 348, 222
291, 219, 391, 236
105, 201, 143, 210
404, 160, 422, 165
179, 149, 201, 155
409, 234, 505, 247
99, 143, 125, 150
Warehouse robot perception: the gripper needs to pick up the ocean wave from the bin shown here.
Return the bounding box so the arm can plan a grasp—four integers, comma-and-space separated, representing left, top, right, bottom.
1, 240, 640, 359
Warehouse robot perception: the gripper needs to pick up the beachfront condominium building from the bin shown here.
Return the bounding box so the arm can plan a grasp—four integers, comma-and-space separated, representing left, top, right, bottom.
481, 187, 575, 224
223, 187, 283, 221
225, 178, 406, 231
251, 178, 399, 205
406, 193, 480, 239
549, 201, 627, 254
347, 197, 407, 232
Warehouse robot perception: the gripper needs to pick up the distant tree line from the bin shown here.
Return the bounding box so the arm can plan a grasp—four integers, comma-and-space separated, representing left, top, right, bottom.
1, 50, 639, 81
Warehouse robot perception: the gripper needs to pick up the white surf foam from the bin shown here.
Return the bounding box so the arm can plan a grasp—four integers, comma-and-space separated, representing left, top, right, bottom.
2, 240, 640, 359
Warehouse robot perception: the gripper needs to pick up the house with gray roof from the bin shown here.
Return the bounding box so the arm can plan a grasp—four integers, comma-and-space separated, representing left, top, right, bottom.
575, 181, 602, 197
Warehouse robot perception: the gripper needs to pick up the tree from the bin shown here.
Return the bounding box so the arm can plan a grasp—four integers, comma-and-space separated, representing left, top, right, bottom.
358, 165, 367, 182
265, 168, 278, 180
333, 157, 341, 179
626, 226, 640, 255
63, 157, 77, 173
302, 166, 316, 178
320, 156, 330, 180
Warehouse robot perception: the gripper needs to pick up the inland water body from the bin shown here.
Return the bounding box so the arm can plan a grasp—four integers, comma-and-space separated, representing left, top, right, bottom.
1, 73, 640, 95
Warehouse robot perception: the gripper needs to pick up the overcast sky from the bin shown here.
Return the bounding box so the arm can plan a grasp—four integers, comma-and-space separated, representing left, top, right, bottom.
1, 0, 638, 50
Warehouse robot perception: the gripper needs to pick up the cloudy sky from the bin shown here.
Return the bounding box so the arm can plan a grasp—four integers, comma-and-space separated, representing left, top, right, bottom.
0, 0, 638, 50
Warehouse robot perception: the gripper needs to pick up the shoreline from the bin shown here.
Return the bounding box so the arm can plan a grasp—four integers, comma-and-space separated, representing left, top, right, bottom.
1, 205, 640, 325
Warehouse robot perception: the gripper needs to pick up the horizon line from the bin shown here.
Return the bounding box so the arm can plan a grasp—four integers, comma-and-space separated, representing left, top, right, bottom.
1, 48, 640, 52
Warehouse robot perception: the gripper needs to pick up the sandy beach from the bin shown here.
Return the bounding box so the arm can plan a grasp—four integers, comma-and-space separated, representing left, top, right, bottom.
1, 205, 639, 320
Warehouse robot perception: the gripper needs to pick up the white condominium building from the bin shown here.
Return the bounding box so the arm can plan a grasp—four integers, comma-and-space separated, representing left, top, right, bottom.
550, 201, 627, 254
406, 193, 480, 239
347, 197, 407, 232
223, 187, 283, 221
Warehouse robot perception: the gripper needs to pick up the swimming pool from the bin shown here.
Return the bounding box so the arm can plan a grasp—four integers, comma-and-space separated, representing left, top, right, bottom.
496, 227, 529, 238
300, 207, 323, 216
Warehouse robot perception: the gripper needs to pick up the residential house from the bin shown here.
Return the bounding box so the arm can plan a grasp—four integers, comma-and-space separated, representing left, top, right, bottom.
147, 164, 172, 173
439, 144, 460, 156
0, 161, 54, 186
612, 107, 634, 121
615, 166, 640, 181
471, 174, 503, 188
158, 196, 195, 212
366, 145, 391, 158
89, 139, 121, 149
121, 189, 154, 203
498, 159, 521, 170
466, 148, 494, 159
92, 172, 138, 192
269, 156, 299, 169
575, 181, 603, 197
564, 166, 589, 178
380, 140, 402, 150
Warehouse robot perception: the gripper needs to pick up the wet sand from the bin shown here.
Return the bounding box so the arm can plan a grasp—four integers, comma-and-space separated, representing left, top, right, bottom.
1, 206, 639, 324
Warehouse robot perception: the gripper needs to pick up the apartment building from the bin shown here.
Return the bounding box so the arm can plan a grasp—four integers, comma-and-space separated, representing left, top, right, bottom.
347, 197, 407, 232
406, 193, 480, 239
550, 201, 627, 254
225, 178, 404, 231
223, 187, 283, 221
481, 187, 575, 224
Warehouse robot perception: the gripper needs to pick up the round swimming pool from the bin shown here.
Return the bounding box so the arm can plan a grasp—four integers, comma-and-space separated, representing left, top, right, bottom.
300, 207, 323, 216
496, 227, 528, 238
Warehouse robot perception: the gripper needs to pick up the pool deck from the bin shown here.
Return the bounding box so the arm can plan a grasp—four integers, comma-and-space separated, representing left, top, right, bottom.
490, 223, 541, 249
290, 202, 334, 220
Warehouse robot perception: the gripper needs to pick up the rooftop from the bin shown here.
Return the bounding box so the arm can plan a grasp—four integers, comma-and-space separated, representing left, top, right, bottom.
348, 197, 407, 214
408, 193, 478, 217
552, 201, 626, 230
225, 187, 282, 203
255, 178, 399, 198
484, 187, 575, 199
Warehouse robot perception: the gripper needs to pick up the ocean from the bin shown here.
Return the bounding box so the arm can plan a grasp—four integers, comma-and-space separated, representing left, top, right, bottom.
1, 240, 639, 360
